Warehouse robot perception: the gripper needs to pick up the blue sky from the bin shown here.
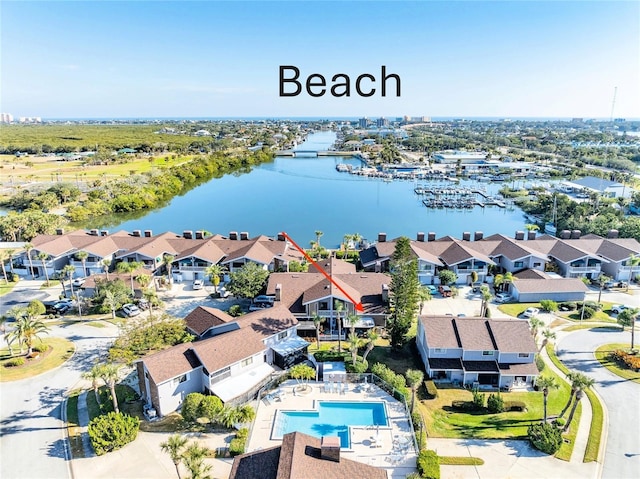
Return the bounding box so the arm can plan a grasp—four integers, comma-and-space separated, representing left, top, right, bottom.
2, 1, 638, 119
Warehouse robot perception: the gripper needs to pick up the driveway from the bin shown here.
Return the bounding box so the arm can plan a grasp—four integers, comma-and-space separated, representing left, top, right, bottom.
557, 329, 640, 479
0, 321, 118, 479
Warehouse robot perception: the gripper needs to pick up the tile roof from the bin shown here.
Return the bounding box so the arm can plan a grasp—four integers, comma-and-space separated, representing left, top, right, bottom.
184, 306, 234, 336
229, 431, 388, 479
512, 278, 588, 294
139, 342, 201, 385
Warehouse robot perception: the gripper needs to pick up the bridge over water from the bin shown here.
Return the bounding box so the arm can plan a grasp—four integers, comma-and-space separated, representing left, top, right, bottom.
275, 150, 362, 158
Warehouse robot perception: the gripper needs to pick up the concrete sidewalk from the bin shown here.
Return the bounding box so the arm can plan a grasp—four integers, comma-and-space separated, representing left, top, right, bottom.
76, 391, 95, 457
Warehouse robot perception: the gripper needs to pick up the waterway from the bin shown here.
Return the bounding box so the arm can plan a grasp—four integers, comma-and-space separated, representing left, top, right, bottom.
89, 131, 531, 247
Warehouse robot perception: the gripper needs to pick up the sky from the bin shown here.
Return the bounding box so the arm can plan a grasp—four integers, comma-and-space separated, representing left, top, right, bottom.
1, 1, 639, 119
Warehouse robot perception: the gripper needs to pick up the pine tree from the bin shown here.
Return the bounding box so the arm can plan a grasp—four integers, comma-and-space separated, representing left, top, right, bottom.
388, 237, 420, 348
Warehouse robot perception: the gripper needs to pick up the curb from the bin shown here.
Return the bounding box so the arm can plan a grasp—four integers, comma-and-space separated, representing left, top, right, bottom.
61, 396, 76, 479
589, 353, 609, 479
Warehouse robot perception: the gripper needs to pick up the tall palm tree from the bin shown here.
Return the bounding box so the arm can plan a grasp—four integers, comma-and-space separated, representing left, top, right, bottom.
417, 285, 432, 314
595, 274, 612, 304
5, 248, 16, 274
0, 250, 9, 284
529, 317, 544, 341
334, 300, 344, 352
348, 333, 363, 365
362, 328, 379, 363
480, 285, 492, 317
5, 306, 27, 355
540, 329, 557, 352
16, 317, 50, 356
345, 312, 359, 338
61, 264, 76, 299
135, 274, 151, 289
160, 434, 188, 479
24, 243, 35, 278
75, 250, 89, 278
559, 372, 585, 419
116, 261, 143, 296
204, 264, 227, 294
38, 251, 49, 286
83, 364, 104, 404
536, 376, 559, 423
406, 368, 424, 413
162, 254, 175, 281
314, 230, 324, 248
181, 442, 212, 479
565, 375, 595, 431
617, 308, 639, 350
101, 259, 112, 280
98, 363, 121, 414
312, 314, 325, 350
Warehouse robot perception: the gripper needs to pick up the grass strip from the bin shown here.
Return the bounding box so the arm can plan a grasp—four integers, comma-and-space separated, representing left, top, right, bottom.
439, 456, 484, 466
594, 344, 640, 384
0, 338, 75, 381
66, 392, 85, 459
555, 402, 581, 461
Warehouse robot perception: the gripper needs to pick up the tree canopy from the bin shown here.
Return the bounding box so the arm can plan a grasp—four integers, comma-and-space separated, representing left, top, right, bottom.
388, 237, 420, 348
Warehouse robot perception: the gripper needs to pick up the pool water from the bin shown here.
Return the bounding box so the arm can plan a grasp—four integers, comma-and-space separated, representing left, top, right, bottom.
272, 401, 388, 448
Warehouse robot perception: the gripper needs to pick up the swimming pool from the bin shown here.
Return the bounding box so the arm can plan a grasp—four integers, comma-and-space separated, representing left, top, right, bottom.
272, 401, 388, 448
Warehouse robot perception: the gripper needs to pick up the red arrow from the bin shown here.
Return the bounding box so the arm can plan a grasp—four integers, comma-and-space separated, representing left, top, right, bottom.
281, 231, 364, 312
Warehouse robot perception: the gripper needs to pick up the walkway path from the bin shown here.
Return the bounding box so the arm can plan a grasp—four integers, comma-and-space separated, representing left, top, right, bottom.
76, 392, 94, 457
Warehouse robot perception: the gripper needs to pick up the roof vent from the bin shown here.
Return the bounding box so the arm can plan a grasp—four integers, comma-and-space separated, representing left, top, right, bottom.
462, 232, 471, 241
560, 230, 571, 239
378, 232, 386, 243
417, 232, 425, 242
474, 231, 484, 241
321, 436, 341, 463
570, 230, 581, 239
132, 230, 141, 237
195, 231, 204, 240
240, 231, 249, 240
183, 230, 193, 240
515, 231, 525, 240
607, 229, 619, 239
144, 230, 153, 238
427, 232, 436, 242
229, 231, 238, 240
527, 230, 536, 240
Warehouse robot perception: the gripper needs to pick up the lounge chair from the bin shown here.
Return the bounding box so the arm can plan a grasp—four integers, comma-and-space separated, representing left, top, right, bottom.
324, 381, 330, 393
262, 395, 271, 406
343, 382, 349, 393
332, 382, 338, 394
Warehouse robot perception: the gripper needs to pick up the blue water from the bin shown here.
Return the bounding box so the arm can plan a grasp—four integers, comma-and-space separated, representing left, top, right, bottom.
273, 401, 388, 447
89, 131, 533, 248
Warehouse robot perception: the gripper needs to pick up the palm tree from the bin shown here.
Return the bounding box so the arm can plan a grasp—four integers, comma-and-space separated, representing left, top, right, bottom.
162, 254, 175, 281
38, 251, 49, 286
417, 285, 432, 314
540, 329, 557, 352
5, 306, 27, 355
5, 248, 15, 274
312, 314, 325, 350
343, 233, 353, 253
559, 372, 585, 419
595, 274, 612, 303
103, 290, 125, 319
334, 300, 344, 352
536, 376, 559, 423
24, 243, 35, 278
617, 308, 639, 350
83, 364, 105, 404
75, 250, 89, 278
231, 404, 255, 427
348, 333, 363, 365
181, 442, 212, 479
135, 274, 151, 289
143, 288, 159, 319
345, 312, 359, 338
98, 363, 121, 414
493, 273, 504, 293
0, 250, 9, 284
362, 328, 379, 363
116, 261, 143, 296
101, 259, 112, 280
160, 434, 188, 479
16, 317, 50, 356
314, 230, 324, 248
61, 264, 76, 299
565, 375, 595, 431
480, 285, 492, 317
529, 317, 544, 341
204, 264, 227, 294
406, 368, 424, 412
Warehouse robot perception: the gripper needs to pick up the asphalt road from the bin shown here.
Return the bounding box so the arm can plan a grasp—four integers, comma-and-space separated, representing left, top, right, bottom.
557, 329, 640, 479
0, 320, 118, 479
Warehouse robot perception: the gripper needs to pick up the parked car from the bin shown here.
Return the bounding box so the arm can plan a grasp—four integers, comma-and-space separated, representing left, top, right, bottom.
72, 277, 86, 287
494, 292, 512, 303
217, 286, 231, 298
253, 295, 275, 304
426, 285, 438, 295
438, 285, 452, 297
136, 298, 149, 310
122, 303, 141, 317
611, 305, 628, 314
193, 279, 204, 290
522, 307, 540, 318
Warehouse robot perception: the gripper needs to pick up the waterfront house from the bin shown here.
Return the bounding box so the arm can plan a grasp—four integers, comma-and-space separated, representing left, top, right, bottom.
265, 258, 389, 340
136, 305, 308, 416
229, 432, 388, 479
416, 315, 538, 389
561, 176, 630, 199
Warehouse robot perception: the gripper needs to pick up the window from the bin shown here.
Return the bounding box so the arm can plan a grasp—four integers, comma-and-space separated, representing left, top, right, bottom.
514, 261, 524, 268
533, 262, 541, 268
172, 373, 188, 386
433, 348, 446, 354
482, 351, 495, 356
241, 357, 253, 367
211, 366, 231, 384
518, 353, 529, 358
278, 331, 288, 340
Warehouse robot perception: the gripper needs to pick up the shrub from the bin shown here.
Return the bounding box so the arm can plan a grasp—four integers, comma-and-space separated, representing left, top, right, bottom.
528, 422, 562, 455
345, 358, 368, 373
227, 304, 243, 317
31, 344, 47, 353
417, 450, 440, 479
313, 350, 347, 362
535, 354, 546, 372
554, 417, 566, 427
472, 390, 485, 410
229, 428, 249, 456
581, 306, 596, 319
539, 300, 558, 312
487, 393, 505, 413
424, 379, 438, 399
504, 401, 527, 412
4, 357, 25, 367
181, 392, 204, 423
88, 412, 139, 455
371, 363, 409, 398
199, 395, 223, 421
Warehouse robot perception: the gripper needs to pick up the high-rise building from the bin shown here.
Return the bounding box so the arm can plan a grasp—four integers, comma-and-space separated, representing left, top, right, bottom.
0, 113, 14, 123
358, 117, 370, 128
376, 117, 389, 127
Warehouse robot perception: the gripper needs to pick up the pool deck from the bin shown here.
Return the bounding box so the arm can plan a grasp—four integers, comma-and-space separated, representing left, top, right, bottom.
247, 379, 418, 478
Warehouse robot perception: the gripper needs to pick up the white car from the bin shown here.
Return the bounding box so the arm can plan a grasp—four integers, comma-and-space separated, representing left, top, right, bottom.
72, 277, 85, 287
522, 307, 540, 319
122, 303, 141, 317
611, 305, 628, 314
494, 293, 512, 303
193, 279, 204, 290
217, 286, 231, 298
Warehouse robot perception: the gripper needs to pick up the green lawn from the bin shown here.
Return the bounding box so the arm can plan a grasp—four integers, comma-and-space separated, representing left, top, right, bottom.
0, 337, 75, 381
594, 343, 640, 384
497, 302, 539, 318
562, 325, 620, 333
66, 391, 85, 458
0, 280, 18, 297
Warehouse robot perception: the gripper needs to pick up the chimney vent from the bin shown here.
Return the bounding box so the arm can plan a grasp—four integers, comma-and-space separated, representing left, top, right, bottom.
560, 230, 571, 239
183, 230, 193, 240
462, 232, 471, 241
607, 229, 619, 239
378, 233, 386, 243
474, 231, 484, 241
570, 230, 581, 239
144, 230, 152, 238
133, 230, 141, 237
275, 283, 282, 302
229, 231, 238, 240
320, 436, 341, 463
195, 231, 204, 240
100, 230, 109, 237
240, 231, 249, 240
382, 283, 389, 302
515, 231, 525, 240
90, 229, 99, 236
427, 232, 436, 242
417, 232, 425, 242
527, 230, 536, 240
277, 233, 285, 241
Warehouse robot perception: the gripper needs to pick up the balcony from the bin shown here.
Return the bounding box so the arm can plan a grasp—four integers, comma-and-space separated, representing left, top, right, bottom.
568, 265, 601, 273
176, 265, 209, 272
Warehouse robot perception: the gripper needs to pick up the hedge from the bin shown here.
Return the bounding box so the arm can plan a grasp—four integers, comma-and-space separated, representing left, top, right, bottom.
528, 422, 562, 455
424, 379, 438, 399
314, 350, 349, 362
88, 412, 139, 455
417, 450, 440, 479
503, 400, 527, 412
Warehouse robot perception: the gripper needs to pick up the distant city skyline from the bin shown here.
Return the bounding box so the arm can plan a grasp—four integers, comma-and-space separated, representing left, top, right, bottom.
2, 1, 639, 119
